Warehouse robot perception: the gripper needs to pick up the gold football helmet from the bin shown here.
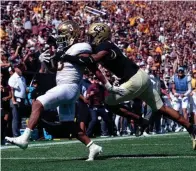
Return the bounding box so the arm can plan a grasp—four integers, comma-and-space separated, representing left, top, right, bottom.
57, 20, 80, 47
88, 23, 111, 45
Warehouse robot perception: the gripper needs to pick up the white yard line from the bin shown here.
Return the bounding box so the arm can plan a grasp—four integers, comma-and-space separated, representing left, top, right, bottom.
1, 132, 187, 150
111, 156, 196, 160
1, 155, 196, 160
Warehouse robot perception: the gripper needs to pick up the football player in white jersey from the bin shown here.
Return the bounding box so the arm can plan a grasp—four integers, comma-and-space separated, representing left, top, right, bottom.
5, 21, 125, 160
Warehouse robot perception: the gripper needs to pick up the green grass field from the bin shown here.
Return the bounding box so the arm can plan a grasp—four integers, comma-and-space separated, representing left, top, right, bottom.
1, 132, 196, 171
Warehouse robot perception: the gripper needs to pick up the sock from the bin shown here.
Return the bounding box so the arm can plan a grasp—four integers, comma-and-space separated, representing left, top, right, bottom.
86, 141, 94, 148
21, 128, 32, 141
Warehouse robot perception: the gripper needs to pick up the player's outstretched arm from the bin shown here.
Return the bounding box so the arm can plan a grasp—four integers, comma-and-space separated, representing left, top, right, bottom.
81, 56, 126, 96
61, 52, 126, 95
60, 50, 109, 64
90, 66, 126, 96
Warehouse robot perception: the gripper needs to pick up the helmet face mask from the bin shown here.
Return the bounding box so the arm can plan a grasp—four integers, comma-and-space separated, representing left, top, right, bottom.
88, 23, 111, 45
87, 34, 94, 45
56, 33, 73, 47
56, 21, 79, 47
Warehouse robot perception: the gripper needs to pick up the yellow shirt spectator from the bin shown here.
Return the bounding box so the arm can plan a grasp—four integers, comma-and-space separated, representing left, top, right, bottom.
191, 76, 196, 92
155, 46, 163, 55
33, 6, 42, 14
129, 17, 137, 26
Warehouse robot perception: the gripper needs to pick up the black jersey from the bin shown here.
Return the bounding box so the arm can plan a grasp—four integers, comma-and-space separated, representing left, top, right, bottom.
94, 41, 139, 83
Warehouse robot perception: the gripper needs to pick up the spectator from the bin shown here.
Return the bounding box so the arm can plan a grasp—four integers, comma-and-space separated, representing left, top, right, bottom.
77, 73, 91, 133
1, 1, 196, 139
8, 64, 27, 137
31, 79, 43, 103
86, 77, 112, 137
191, 70, 196, 125
1, 73, 12, 144
172, 67, 191, 132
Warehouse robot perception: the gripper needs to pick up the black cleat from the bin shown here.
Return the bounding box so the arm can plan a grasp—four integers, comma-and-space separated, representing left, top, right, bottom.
135, 126, 144, 137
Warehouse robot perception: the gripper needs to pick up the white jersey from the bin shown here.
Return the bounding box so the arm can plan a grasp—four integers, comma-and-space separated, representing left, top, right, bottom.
56, 43, 92, 85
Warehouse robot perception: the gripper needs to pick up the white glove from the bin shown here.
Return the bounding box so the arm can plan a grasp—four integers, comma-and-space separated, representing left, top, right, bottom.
39, 50, 52, 63
105, 81, 126, 96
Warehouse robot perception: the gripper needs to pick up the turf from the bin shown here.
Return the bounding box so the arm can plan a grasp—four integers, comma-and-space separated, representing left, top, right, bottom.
1, 133, 196, 171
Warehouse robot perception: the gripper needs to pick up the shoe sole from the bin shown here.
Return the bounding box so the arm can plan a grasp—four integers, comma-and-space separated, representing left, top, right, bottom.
10, 141, 28, 150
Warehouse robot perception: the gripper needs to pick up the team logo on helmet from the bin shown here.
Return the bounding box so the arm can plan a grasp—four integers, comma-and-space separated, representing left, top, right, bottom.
88, 23, 111, 45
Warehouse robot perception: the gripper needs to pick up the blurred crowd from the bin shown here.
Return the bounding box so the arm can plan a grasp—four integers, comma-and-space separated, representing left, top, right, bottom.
1, 1, 196, 143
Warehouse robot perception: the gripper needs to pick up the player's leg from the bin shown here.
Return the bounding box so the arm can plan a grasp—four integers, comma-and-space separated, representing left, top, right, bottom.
76, 124, 102, 161
5, 84, 79, 149
105, 69, 150, 128
139, 82, 196, 149
77, 100, 89, 133
139, 83, 191, 130
106, 105, 149, 127
58, 103, 102, 160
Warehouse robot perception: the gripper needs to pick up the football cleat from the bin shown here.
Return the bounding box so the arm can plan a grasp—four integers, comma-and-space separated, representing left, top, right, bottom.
188, 125, 196, 150
86, 144, 103, 161
135, 126, 144, 137
5, 136, 28, 150
193, 138, 196, 150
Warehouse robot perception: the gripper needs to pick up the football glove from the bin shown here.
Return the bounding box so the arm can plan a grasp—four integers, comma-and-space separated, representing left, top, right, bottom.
39, 50, 55, 63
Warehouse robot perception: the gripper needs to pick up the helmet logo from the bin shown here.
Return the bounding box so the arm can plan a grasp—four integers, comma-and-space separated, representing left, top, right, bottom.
94, 25, 105, 33
67, 24, 74, 32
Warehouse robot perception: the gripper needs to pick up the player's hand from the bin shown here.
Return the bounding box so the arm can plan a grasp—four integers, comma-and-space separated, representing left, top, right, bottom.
109, 86, 126, 96
39, 50, 52, 63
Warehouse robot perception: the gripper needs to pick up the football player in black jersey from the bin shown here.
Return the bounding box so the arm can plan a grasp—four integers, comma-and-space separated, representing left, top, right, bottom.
62, 23, 196, 149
